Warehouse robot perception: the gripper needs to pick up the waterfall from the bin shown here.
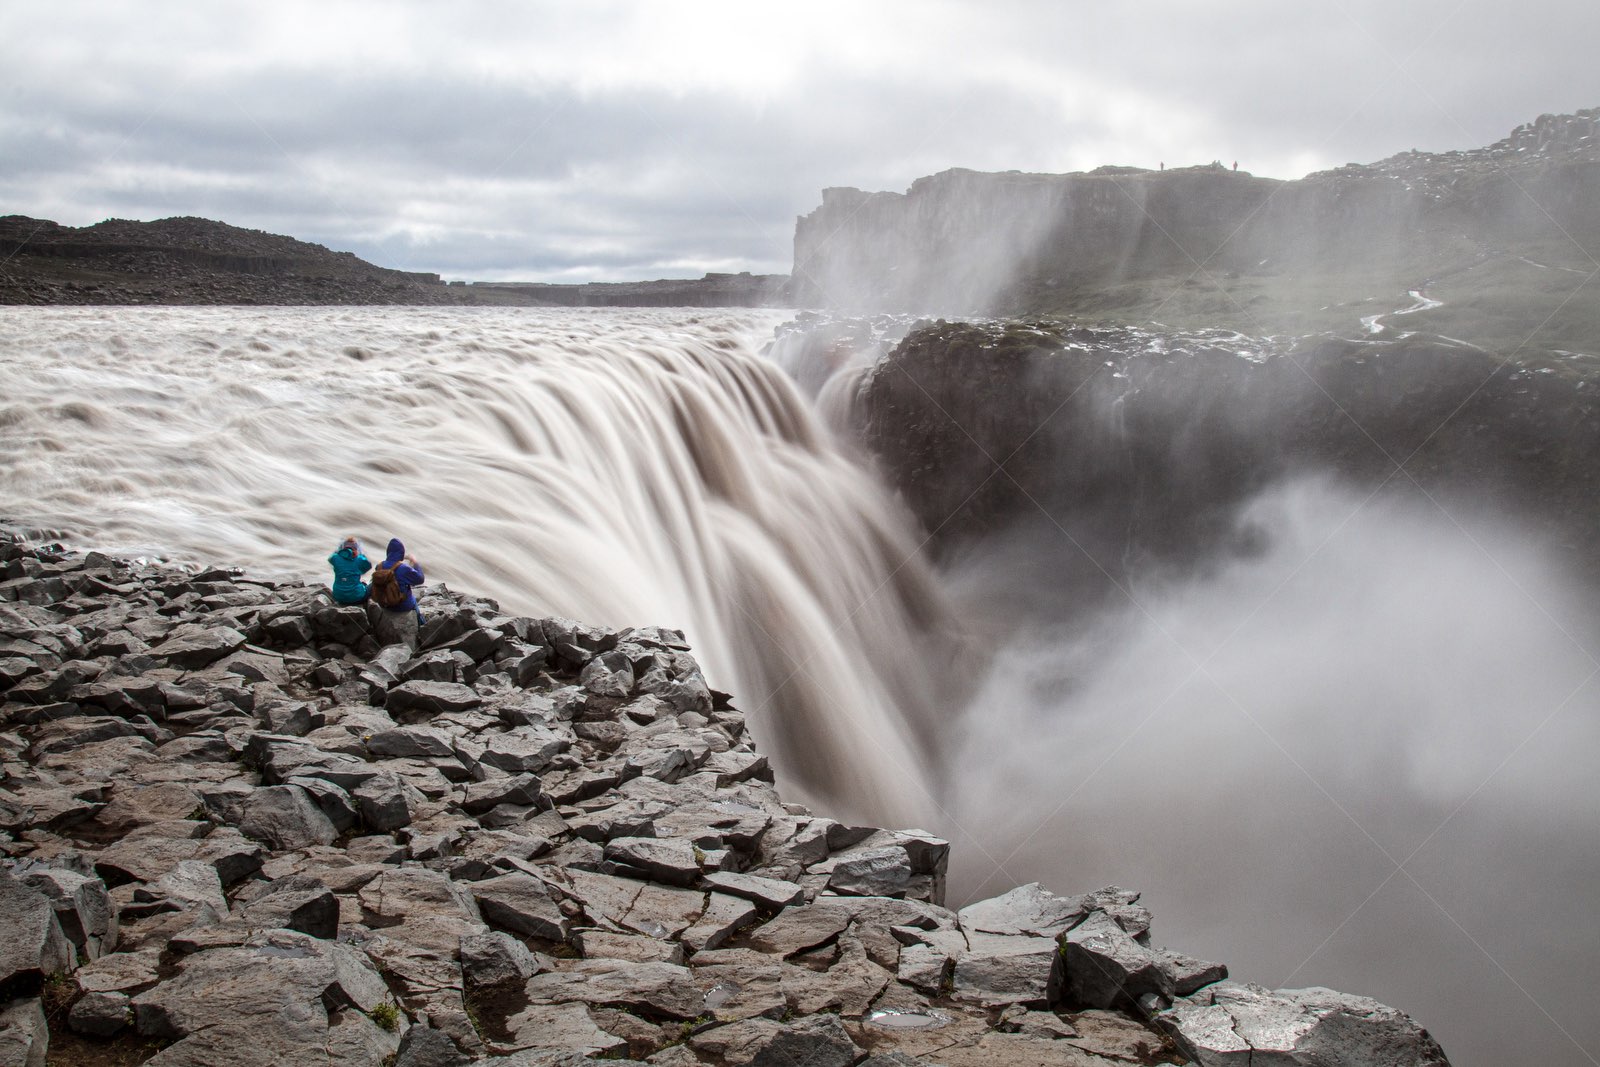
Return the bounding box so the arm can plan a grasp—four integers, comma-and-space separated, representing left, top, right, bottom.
0, 305, 959, 823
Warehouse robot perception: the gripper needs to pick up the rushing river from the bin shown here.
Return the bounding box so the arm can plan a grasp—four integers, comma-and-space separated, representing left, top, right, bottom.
2, 305, 1596, 1067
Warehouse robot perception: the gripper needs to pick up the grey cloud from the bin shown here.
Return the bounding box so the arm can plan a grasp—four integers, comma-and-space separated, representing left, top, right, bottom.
3, 0, 1595, 279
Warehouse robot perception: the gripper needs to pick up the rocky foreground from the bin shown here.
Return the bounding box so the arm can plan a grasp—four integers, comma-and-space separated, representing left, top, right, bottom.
0, 525, 1450, 1066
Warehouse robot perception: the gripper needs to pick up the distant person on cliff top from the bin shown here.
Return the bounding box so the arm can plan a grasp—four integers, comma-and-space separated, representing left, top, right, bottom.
327, 535, 371, 605
370, 537, 426, 647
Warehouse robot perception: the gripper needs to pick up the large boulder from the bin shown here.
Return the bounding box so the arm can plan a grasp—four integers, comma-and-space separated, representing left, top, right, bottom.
130, 930, 391, 1065
467, 874, 568, 942
385, 680, 480, 721
1154, 982, 1451, 1067
149, 622, 248, 668
1056, 910, 1172, 1011
0, 873, 75, 984
14, 864, 118, 959
960, 882, 1088, 937
235, 785, 339, 851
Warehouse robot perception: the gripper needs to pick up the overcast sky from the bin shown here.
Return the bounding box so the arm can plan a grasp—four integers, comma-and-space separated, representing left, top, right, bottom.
3, 1, 1595, 282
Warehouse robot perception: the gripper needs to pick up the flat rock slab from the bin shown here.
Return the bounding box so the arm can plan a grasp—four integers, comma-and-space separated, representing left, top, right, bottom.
743, 902, 853, 957
358, 867, 482, 926
93, 782, 203, 834
959, 882, 1088, 937
150, 624, 248, 668
235, 875, 339, 939
479, 729, 567, 774
462, 773, 545, 814
141, 859, 227, 913
681, 892, 759, 953
604, 835, 702, 886
497, 1002, 629, 1057
69, 989, 131, 1037
539, 867, 705, 939
523, 959, 702, 1019
690, 1014, 862, 1067
914, 1031, 1127, 1066
1060, 1010, 1170, 1061
366, 726, 457, 759
702, 870, 805, 910
386, 681, 481, 720
468, 873, 569, 942
782, 932, 895, 1017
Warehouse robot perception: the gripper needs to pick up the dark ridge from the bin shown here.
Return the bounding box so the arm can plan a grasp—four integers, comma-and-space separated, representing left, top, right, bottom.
0, 215, 792, 308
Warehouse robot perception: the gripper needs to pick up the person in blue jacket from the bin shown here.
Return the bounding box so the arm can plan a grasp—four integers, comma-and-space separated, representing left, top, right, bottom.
371, 537, 427, 646
327, 535, 371, 604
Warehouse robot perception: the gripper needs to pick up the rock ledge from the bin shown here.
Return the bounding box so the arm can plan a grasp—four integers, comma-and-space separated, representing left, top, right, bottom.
0, 524, 1449, 1065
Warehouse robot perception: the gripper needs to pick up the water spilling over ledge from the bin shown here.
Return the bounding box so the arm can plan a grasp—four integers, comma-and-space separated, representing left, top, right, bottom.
0, 306, 959, 825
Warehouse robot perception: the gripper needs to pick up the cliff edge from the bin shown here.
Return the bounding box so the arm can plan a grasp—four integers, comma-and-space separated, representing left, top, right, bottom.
0, 524, 1449, 1065
792, 108, 1600, 354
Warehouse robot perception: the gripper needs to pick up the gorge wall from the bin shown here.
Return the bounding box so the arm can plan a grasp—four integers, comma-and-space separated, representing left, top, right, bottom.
791, 108, 1600, 353
848, 321, 1600, 589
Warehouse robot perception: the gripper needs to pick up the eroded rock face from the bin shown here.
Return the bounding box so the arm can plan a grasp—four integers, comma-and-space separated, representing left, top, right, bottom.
792, 108, 1600, 352
855, 319, 1600, 588
0, 526, 1449, 1065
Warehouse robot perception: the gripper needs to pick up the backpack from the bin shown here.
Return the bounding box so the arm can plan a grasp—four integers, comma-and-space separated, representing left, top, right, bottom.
369, 564, 406, 609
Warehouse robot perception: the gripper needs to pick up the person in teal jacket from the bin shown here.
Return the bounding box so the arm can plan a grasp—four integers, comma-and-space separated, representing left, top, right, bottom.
327, 535, 371, 604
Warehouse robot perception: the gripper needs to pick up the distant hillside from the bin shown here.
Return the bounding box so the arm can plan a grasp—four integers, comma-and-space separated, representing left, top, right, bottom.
470, 273, 791, 308
0, 215, 792, 308
792, 108, 1600, 354
0, 215, 495, 306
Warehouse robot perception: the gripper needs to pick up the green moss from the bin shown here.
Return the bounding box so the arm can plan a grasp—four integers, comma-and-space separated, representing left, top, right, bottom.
369, 1001, 400, 1032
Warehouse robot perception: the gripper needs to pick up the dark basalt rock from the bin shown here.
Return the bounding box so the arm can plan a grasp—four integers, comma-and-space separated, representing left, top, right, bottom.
0, 524, 1449, 1066
854, 319, 1600, 592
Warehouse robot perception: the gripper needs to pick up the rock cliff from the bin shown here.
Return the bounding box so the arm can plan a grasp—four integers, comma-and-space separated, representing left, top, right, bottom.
844, 319, 1600, 590
0, 523, 1449, 1064
792, 108, 1600, 354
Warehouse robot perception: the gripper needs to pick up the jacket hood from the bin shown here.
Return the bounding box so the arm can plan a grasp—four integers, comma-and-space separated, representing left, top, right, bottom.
384, 538, 405, 567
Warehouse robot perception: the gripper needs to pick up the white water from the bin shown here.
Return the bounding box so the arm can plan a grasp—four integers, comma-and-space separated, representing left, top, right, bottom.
4, 305, 1597, 1066
1361, 287, 1445, 336
0, 306, 956, 823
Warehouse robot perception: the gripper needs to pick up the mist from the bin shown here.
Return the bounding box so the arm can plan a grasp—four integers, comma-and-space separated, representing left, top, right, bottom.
933, 474, 1600, 1066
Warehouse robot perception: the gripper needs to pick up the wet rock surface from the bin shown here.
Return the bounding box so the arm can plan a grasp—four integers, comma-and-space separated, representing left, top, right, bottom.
855, 318, 1600, 586
0, 524, 1450, 1065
